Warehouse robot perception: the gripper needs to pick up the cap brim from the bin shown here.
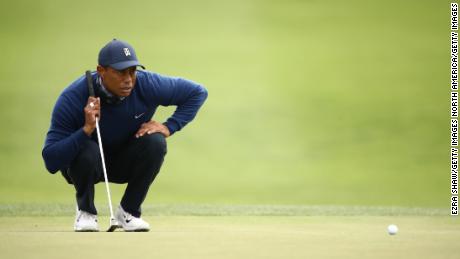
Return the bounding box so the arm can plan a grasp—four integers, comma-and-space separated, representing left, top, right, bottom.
110, 60, 145, 70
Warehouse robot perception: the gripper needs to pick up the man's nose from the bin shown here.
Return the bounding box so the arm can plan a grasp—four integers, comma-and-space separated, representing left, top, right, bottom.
122, 73, 133, 85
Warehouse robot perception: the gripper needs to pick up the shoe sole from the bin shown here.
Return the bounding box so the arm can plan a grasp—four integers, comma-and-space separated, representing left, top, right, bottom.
125, 228, 150, 232
74, 229, 99, 232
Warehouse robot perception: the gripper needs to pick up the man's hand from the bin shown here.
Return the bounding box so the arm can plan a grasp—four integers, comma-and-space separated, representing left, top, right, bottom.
83, 97, 100, 136
135, 120, 170, 138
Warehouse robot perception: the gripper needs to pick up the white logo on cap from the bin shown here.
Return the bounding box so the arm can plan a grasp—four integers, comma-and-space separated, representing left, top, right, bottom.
123, 48, 131, 56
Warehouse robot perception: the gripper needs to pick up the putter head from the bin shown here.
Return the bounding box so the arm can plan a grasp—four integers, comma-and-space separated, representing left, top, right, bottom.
107, 218, 120, 232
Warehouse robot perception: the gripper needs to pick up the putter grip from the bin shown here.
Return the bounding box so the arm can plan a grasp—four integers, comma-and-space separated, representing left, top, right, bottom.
86, 70, 95, 97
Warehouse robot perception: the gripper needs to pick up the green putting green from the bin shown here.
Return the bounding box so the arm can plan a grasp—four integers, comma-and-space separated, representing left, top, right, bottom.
1, 211, 459, 259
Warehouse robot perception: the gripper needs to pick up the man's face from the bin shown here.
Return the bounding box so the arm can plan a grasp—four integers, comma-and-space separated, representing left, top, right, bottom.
97, 65, 137, 97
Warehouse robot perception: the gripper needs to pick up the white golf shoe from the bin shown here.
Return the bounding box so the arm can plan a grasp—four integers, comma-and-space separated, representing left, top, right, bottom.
116, 205, 150, 232
74, 208, 99, 232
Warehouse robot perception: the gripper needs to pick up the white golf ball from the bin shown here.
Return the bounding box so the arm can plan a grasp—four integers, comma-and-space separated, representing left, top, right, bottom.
387, 224, 398, 235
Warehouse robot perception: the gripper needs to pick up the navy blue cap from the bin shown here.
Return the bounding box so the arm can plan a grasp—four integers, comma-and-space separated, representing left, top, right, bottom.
98, 39, 145, 70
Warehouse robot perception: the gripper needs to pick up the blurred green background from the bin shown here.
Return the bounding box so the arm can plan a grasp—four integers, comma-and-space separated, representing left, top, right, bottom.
0, 0, 449, 208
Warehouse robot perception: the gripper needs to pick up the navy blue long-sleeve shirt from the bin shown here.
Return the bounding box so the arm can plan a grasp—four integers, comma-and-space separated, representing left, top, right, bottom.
42, 70, 208, 174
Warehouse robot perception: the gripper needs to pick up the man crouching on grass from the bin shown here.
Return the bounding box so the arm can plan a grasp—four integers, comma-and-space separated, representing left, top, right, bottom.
42, 39, 208, 232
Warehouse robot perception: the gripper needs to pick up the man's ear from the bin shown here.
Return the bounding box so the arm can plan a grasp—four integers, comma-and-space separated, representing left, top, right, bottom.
96, 65, 105, 79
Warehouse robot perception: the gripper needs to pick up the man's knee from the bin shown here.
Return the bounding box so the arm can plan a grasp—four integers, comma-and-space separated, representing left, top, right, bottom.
70, 140, 100, 170
66, 140, 100, 183
138, 133, 167, 157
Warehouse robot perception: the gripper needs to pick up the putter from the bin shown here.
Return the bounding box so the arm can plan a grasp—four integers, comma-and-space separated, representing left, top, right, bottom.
86, 70, 119, 232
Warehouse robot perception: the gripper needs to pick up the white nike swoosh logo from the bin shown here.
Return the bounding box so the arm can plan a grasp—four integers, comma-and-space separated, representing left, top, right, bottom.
134, 112, 145, 119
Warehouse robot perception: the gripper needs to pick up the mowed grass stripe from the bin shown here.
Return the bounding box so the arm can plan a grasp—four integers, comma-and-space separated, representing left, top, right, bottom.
0, 216, 459, 259
0, 204, 447, 217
